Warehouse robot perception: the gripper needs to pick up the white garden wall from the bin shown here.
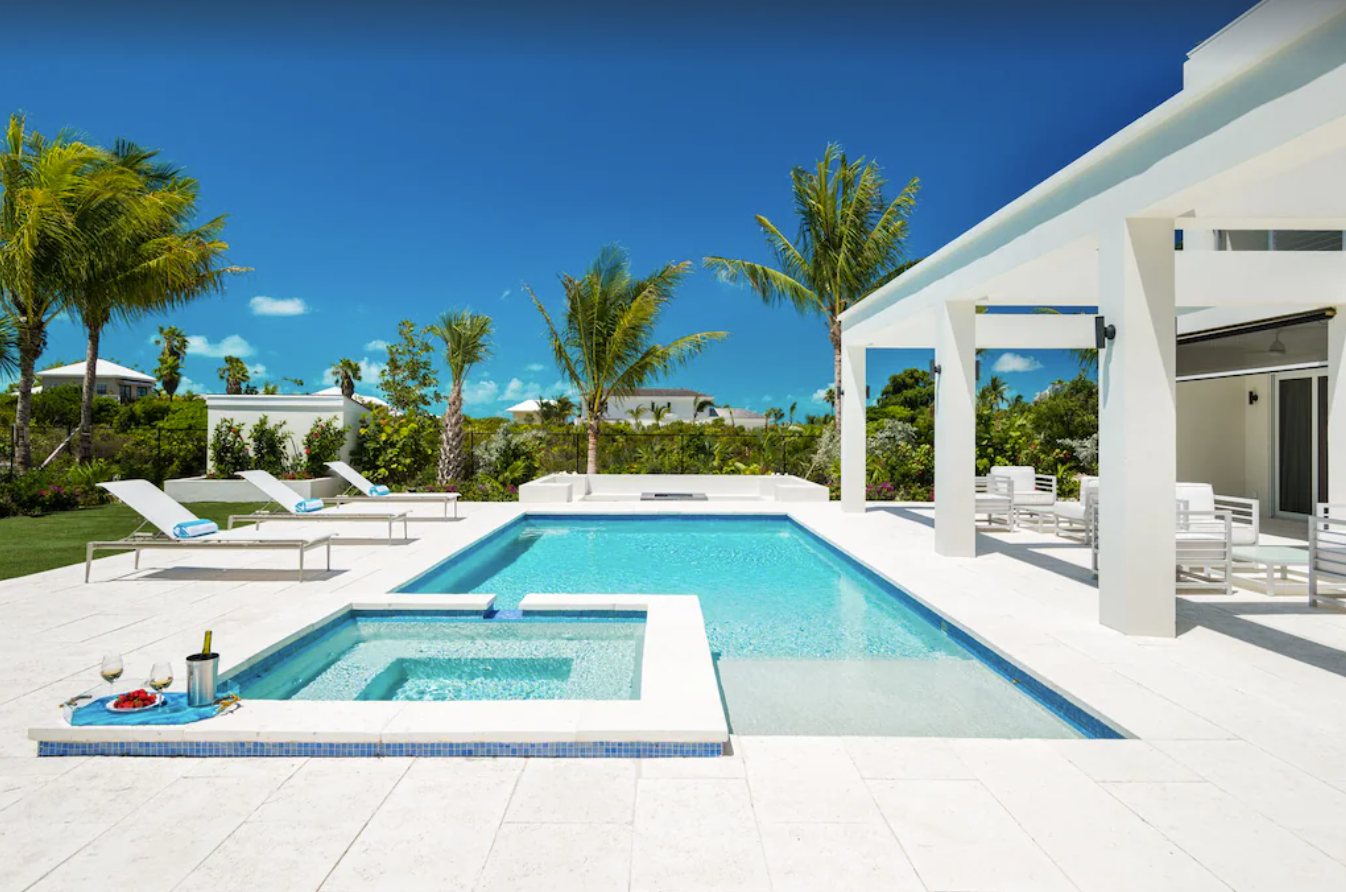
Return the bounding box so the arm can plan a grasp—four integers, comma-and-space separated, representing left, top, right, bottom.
205, 394, 367, 473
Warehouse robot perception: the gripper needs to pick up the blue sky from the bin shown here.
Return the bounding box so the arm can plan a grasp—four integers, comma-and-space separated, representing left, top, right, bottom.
9, 0, 1254, 415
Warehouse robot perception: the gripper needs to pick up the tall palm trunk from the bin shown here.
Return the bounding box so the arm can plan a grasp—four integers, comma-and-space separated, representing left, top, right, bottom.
12, 320, 46, 473
438, 381, 465, 485
586, 420, 600, 475
77, 324, 102, 463
830, 322, 843, 436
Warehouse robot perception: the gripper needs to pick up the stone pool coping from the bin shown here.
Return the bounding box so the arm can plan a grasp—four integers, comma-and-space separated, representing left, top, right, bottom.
29, 593, 728, 757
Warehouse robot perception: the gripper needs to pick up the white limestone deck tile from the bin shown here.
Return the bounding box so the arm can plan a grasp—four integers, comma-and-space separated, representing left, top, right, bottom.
1155, 740, 1346, 864
758, 821, 925, 892
631, 778, 770, 892
953, 740, 1230, 892
1048, 739, 1202, 782
27, 774, 282, 892
1105, 781, 1346, 892
0, 820, 109, 892
0, 755, 196, 827
476, 822, 633, 892
320, 760, 519, 892
177, 818, 369, 892
504, 758, 638, 824
248, 757, 411, 825
868, 778, 1073, 892
738, 735, 883, 823
844, 737, 975, 780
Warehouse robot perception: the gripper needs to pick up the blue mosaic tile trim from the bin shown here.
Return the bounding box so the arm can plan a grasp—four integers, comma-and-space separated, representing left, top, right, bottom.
38, 740, 723, 758
513, 609, 649, 620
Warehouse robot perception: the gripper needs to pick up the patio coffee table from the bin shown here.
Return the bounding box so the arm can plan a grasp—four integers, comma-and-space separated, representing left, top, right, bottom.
1232, 545, 1310, 596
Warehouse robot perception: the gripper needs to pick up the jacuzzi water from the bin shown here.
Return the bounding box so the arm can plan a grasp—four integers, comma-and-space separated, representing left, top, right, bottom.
398, 516, 1107, 738
232, 614, 644, 701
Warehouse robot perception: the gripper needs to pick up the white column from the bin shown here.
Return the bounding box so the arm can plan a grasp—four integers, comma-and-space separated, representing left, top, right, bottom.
1098, 217, 1177, 637
934, 301, 977, 557
1328, 312, 1346, 505
840, 344, 867, 513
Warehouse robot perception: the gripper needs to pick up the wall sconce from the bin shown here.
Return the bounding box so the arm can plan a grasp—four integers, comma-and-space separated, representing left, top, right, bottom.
930, 361, 942, 376
1095, 315, 1117, 349
1248, 390, 1259, 406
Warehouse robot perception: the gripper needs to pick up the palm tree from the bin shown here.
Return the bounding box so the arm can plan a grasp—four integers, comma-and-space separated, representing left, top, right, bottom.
626, 406, 648, 426
649, 404, 670, 427
765, 407, 785, 427
261, 382, 279, 394
788, 401, 797, 425
283, 376, 305, 391
155, 325, 188, 399
0, 116, 107, 471
68, 141, 243, 462
719, 403, 736, 427
218, 356, 249, 394
979, 375, 1010, 410
0, 313, 17, 379
329, 358, 361, 398
705, 143, 919, 435
537, 394, 575, 426
427, 309, 493, 484
529, 245, 726, 474
693, 397, 714, 420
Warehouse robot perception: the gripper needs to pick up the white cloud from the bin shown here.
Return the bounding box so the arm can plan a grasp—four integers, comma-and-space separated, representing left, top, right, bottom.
499, 289, 512, 301
321, 357, 385, 385
502, 378, 542, 402
462, 379, 500, 406
811, 386, 832, 405
364, 339, 390, 352
992, 352, 1043, 373
524, 362, 545, 373
249, 295, 309, 316
187, 334, 255, 358
177, 376, 197, 393
544, 380, 577, 398
247, 363, 267, 378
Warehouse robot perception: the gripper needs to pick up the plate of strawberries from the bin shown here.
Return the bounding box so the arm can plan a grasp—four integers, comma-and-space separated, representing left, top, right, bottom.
107, 689, 163, 713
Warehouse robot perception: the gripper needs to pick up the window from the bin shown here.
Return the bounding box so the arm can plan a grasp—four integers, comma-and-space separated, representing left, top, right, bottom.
95, 383, 107, 395
119, 384, 133, 402
136, 386, 149, 398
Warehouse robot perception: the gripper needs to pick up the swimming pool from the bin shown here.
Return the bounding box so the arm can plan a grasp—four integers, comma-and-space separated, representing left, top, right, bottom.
231, 613, 645, 702
399, 515, 1116, 738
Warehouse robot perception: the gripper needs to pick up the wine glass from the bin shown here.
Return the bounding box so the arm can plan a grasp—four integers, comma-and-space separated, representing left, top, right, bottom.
100, 653, 124, 686
147, 661, 173, 696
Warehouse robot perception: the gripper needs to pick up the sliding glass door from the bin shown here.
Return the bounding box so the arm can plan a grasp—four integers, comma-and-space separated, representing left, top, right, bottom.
1276, 374, 1329, 516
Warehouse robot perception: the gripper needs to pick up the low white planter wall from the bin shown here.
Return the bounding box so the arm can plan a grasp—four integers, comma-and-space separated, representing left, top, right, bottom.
519, 473, 828, 504
165, 475, 344, 503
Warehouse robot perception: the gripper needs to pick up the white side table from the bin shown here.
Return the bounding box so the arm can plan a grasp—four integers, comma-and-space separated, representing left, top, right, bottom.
1232, 545, 1310, 596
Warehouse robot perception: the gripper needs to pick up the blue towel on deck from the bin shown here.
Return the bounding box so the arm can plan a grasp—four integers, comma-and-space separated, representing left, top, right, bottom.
69, 684, 238, 726
172, 519, 218, 539
295, 498, 324, 513
368, 484, 390, 497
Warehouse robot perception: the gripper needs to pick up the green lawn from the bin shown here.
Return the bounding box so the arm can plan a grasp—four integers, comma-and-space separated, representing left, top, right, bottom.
0, 502, 269, 581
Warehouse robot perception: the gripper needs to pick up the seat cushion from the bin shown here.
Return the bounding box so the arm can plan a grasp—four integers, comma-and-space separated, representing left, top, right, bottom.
1230, 525, 1258, 547
1053, 502, 1086, 521
1175, 482, 1216, 515
990, 466, 1037, 494
1014, 492, 1055, 507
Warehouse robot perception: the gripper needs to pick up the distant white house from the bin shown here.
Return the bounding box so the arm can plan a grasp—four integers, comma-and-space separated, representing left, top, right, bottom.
506, 399, 543, 423
37, 360, 156, 401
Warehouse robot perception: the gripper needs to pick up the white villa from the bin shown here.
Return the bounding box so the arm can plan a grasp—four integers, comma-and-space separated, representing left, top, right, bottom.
36, 359, 156, 401
837, 0, 1346, 637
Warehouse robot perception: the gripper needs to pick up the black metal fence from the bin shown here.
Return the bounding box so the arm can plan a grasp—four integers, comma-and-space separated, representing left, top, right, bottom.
4, 424, 208, 484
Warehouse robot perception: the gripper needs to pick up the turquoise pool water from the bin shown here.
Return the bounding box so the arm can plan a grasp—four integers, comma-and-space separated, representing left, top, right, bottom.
232, 615, 644, 701
398, 515, 1107, 738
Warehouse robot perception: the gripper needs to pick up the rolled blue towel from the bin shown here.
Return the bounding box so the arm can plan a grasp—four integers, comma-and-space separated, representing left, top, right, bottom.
172, 519, 218, 539
295, 498, 325, 514
368, 484, 391, 497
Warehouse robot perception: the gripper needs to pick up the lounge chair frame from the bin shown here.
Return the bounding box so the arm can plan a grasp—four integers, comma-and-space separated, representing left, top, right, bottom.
324, 461, 461, 518
1309, 504, 1346, 608
86, 529, 331, 583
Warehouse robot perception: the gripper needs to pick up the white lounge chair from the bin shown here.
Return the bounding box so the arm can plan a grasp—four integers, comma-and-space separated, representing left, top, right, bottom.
974, 475, 1015, 529
989, 466, 1057, 528
230, 470, 410, 541
1051, 475, 1097, 540
325, 461, 460, 518
89, 480, 332, 583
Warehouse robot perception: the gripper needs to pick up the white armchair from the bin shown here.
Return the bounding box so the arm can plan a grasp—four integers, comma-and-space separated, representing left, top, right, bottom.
974, 475, 1015, 529
990, 466, 1057, 527
1051, 475, 1097, 540
1309, 504, 1346, 608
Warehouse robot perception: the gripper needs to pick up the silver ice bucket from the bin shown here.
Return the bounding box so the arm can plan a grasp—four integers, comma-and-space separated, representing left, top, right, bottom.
186, 653, 219, 707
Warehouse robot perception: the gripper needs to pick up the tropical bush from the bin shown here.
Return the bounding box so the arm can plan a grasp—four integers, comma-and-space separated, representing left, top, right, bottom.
353, 407, 437, 485
302, 416, 347, 477
209, 418, 252, 478
248, 415, 290, 475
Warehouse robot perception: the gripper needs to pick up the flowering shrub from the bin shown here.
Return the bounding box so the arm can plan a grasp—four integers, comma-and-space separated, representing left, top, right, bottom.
248, 415, 290, 475
302, 416, 347, 477
209, 418, 252, 477
422, 477, 517, 501
353, 407, 435, 485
